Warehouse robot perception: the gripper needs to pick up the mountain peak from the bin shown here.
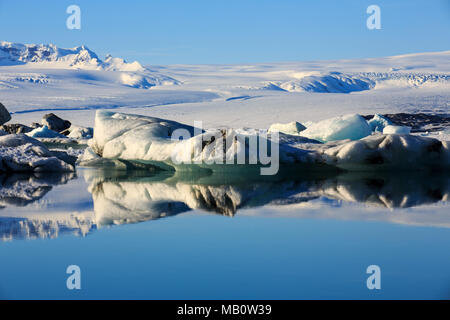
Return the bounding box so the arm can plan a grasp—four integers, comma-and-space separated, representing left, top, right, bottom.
0, 41, 142, 71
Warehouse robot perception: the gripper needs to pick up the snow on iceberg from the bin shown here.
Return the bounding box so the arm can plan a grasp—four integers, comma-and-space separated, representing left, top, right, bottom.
26, 125, 67, 139
0, 134, 74, 172
368, 114, 392, 132
383, 125, 411, 134
268, 121, 306, 135
301, 114, 372, 142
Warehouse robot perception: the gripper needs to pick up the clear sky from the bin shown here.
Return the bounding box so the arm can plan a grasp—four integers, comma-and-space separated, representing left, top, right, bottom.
0, 0, 449, 65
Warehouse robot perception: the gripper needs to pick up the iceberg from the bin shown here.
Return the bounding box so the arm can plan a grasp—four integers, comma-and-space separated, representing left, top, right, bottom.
26, 125, 67, 139
0, 134, 74, 172
301, 114, 372, 142
318, 134, 450, 171
87, 111, 450, 173
368, 114, 392, 132
383, 125, 411, 134
67, 125, 93, 139
268, 121, 306, 135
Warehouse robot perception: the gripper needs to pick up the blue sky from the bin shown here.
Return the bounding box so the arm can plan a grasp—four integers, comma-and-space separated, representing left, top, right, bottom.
0, 0, 449, 64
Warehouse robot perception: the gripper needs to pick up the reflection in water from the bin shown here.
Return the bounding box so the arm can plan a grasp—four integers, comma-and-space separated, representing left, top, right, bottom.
89, 169, 450, 220
0, 169, 449, 241
0, 172, 75, 208
0, 172, 92, 241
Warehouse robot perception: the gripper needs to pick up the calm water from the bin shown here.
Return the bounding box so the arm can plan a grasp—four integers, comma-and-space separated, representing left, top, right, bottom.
0, 168, 449, 299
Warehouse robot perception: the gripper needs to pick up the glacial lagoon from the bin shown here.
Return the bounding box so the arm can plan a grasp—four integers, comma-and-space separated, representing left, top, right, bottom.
0, 168, 449, 299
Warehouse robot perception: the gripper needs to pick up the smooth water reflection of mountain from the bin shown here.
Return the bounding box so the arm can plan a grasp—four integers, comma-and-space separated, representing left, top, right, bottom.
0, 168, 449, 241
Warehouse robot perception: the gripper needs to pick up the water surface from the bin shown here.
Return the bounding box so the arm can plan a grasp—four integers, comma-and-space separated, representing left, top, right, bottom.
0, 169, 449, 299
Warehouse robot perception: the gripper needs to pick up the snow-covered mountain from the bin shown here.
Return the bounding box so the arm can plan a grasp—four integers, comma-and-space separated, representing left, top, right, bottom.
1, 41, 141, 71
0, 41, 101, 68
0, 41, 179, 89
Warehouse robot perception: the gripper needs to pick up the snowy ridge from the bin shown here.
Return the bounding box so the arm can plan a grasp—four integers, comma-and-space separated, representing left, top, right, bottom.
260, 71, 450, 93
0, 41, 101, 68
0, 41, 179, 89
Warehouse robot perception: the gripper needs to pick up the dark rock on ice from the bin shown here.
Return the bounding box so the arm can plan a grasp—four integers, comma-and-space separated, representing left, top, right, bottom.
0, 123, 33, 134
0, 102, 11, 125
42, 113, 71, 133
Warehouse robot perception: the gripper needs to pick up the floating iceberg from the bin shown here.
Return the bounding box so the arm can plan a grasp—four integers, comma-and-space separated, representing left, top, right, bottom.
268, 121, 306, 135
383, 125, 411, 134
317, 134, 450, 171
86, 111, 450, 173
0, 134, 75, 172
67, 125, 93, 139
26, 125, 67, 139
300, 114, 372, 142
368, 114, 392, 132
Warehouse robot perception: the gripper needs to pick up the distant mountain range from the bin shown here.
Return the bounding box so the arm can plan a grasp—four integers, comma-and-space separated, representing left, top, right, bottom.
0, 41, 180, 90
0, 41, 143, 71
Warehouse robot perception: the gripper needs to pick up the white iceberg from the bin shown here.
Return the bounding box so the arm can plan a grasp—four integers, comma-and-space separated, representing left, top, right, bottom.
268, 121, 306, 135
26, 125, 67, 139
318, 134, 450, 171
368, 114, 392, 132
87, 111, 450, 173
301, 114, 372, 142
67, 125, 93, 139
0, 134, 74, 172
383, 125, 411, 134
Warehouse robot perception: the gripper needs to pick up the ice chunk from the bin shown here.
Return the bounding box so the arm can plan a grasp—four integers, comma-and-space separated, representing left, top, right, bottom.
368, 114, 392, 132
268, 121, 306, 135
67, 125, 93, 139
26, 125, 67, 139
319, 134, 450, 171
0, 134, 74, 172
301, 114, 372, 142
383, 125, 411, 134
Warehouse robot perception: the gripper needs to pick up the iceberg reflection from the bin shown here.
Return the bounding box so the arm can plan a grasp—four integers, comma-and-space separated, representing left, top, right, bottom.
0, 172, 76, 208
0, 169, 449, 241
87, 169, 450, 225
